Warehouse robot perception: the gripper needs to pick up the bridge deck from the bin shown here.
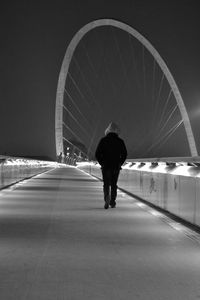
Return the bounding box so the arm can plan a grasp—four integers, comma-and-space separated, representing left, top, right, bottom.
0, 166, 200, 299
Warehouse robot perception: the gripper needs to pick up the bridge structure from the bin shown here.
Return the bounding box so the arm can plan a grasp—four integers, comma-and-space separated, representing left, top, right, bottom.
55, 19, 198, 162
1, 19, 200, 299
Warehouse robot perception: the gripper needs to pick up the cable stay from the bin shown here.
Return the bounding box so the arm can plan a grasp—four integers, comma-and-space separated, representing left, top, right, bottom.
71, 56, 102, 112
111, 26, 130, 88
61, 26, 190, 159
68, 54, 105, 137
128, 33, 142, 94
67, 71, 97, 120
73, 35, 110, 116
146, 119, 183, 154
63, 104, 91, 138
67, 71, 85, 99
128, 119, 155, 155
63, 121, 87, 147
64, 88, 92, 126
92, 27, 134, 120
157, 89, 173, 130
81, 40, 99, 79
148, 57, 156, 136
156, 104, 178, 138
96, 27, 123, 103
151, 72, 165, 129
152, 57, 156, 103
92, 27, 109, 75
63, 137, 88, 157
96, 30, 129, 117
156, 72, 165, 106
142, 44, 146, 99
106, 32, 134, 112
146, 103, 178, 156
87, 114, 102, 158
98, 29, 130, 121
67, 72, 93, 110
156, 120, 184, 151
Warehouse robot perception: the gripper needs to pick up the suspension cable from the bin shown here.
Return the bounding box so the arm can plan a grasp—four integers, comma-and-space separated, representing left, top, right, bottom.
157, 104, 178, 137
156, 72, 165, 106
67, 71, 90, 108
63, 104, 91, 138
72, 56, 102, 112
152, 57, 156, 103
63, 121, 86, 146
64, 88, 91, 126
152, 72, 165, 130
128, 33, 142, 92
146, 119, 183, 154
157, 89, 173, 130
111, 26, 129, 87
156, 120, 184, 151
81, 40, 99, 79
142, 44, 146, 99
63, 137, 88, 157
74, 34, 110, 117
146, 103, 178, 154
87, 113, 102, 158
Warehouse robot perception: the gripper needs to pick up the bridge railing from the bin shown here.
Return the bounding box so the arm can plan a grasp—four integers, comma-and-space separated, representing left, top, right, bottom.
77, 157, 200, 229
57, 139, 89, 165
0, 156, 61, 190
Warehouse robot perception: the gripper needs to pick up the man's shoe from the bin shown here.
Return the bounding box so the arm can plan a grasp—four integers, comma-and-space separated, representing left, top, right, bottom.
104, 202, 109, 209
110, 202, 116, 208
104, 195, 110, 209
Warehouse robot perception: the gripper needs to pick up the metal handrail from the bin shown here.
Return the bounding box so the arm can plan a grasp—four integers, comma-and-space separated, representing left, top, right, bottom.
126, 156, 200, 164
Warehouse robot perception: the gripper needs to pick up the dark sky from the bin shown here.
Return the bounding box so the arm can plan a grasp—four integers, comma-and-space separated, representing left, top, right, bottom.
1, 0, 200, 160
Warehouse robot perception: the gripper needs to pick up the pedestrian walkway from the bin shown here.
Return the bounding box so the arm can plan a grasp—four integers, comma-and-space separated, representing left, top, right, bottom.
0, 166, 200, 299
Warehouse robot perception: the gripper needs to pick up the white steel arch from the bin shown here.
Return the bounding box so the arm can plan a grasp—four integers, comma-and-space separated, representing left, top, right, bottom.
55, 19, 198, 157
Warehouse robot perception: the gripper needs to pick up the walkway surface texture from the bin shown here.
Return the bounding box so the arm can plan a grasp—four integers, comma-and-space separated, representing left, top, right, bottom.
0, 166, 200, 300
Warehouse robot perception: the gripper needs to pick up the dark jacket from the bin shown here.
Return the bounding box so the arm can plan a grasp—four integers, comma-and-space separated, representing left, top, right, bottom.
95, 132, 127, 169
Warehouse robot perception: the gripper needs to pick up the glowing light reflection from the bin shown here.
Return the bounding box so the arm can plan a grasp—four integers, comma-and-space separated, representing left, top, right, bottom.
168, 222, 183, 232
136, 202, 146, 208
149, 210, 163, 217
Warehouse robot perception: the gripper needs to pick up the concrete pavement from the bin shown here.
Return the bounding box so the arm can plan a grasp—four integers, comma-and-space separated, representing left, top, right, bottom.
0, 166, 200, 299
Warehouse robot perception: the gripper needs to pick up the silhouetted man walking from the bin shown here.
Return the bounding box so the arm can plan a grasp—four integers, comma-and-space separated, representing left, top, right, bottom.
95, 122, 127, 209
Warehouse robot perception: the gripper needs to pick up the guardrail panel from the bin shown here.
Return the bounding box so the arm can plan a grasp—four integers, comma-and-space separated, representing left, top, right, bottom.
195, 178, 200, 226
166, 174, 180, 216
0, 158, 59, 190
179, 176, 196, 224
77, 161, 200, 229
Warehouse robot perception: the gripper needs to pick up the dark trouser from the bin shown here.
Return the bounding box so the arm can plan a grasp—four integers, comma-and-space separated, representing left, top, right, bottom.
101, 168, 120, 204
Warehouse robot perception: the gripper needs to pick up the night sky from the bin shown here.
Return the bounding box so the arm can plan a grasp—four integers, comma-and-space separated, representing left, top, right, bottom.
1, 1, 200, 160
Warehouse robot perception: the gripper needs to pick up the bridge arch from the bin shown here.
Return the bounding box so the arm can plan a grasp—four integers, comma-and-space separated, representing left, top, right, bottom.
55, 19, 198, 157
